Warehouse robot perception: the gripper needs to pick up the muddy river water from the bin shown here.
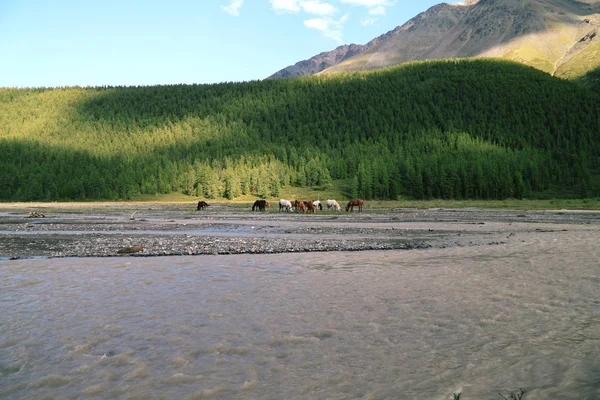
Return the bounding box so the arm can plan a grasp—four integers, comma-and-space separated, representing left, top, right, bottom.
1, 223, 600, 399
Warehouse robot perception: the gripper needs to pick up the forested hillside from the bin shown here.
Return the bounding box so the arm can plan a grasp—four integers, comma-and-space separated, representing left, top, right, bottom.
579, 67, 600, 93
1, 59, 599, 201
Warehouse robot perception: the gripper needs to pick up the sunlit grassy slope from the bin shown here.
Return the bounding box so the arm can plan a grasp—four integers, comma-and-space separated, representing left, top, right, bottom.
319, 1, 600, 79
555, 39, 600, 78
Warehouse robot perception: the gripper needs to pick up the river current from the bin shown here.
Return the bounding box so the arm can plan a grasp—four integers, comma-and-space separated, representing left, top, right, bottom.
1, 229, 599, 399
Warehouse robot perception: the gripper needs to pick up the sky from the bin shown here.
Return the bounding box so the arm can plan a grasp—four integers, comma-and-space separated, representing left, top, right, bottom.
0, 0, 448, 88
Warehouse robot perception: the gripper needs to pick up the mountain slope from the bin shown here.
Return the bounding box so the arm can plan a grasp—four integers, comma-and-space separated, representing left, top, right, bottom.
269, 0, 600, 79
2, 60, 600, 200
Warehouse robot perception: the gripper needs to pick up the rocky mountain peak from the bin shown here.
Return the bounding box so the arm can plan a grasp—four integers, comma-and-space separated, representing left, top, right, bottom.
268, 0, 600, 79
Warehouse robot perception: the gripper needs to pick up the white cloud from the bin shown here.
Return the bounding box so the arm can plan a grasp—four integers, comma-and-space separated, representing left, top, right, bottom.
304, 14, 348, 43
339, 0, 395, 18
221, 0, 244, 16
368, 5, 386, 15
339, 0, 393, 6
269, 0, 301, 13
268, 0, 350, 43
304, 18, 330, 31
301, 1, 337, 16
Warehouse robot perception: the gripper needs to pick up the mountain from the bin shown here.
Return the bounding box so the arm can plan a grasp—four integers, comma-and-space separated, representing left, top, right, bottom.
269, 0, 600, 79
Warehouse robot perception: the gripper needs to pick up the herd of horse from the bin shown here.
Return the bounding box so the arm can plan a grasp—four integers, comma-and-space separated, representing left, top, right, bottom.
197, 198, 364, 212
277, 198, 364, 212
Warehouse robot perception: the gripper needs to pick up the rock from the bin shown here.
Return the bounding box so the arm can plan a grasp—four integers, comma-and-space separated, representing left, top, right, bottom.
117, 245, 143, 254
27, 211, 45, 218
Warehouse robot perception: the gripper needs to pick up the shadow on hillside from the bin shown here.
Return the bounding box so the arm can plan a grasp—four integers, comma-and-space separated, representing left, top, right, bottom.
0, 139, 121, 200
577, 66, 600, 92
71, 59, 600, 152
75, 79, 308, 132
75, 84, 222, 128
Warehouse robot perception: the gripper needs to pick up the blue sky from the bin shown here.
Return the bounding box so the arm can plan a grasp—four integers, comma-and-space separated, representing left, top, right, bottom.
1, 0, 447, 87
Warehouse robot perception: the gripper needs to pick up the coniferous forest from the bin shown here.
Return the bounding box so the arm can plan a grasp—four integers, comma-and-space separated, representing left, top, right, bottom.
1, 59, 599, 201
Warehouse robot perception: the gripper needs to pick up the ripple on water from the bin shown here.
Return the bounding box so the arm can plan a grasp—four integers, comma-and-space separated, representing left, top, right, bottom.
163, 373, 204, 385
0, 363, 24, 375
29, 374, 71, 388
12, 279, 43, 289
1, 236, 600, 399
124, 363, 151, 381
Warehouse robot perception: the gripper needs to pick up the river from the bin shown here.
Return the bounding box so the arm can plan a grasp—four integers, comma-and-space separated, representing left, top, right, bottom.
1, 229, 599, 399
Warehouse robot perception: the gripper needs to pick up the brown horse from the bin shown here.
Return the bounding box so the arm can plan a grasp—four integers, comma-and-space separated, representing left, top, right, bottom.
305, 200, 316, 213
345, 198, 364, 212
196, 200, 209, 211
295, 200, 307, 213
252, 199, 270, 211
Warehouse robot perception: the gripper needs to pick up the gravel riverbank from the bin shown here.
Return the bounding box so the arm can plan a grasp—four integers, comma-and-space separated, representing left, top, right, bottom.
1, 203, 599, 259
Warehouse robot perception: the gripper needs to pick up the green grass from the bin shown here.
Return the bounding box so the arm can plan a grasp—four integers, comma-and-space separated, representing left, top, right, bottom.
365, 198, 600, 210
127, 189, 600, 211
128, 176, 600, 210
3, 193, 600, 211
5, 173, 599, 210
129, 183, 349, 204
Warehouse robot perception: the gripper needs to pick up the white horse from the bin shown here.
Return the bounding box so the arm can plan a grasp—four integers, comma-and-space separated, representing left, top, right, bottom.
279, 199, 293, 212
326, 199, 341, 211
313, 200, 322, 211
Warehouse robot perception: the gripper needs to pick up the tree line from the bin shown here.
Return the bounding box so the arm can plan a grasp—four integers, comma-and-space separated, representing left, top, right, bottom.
1, 59, 598, 201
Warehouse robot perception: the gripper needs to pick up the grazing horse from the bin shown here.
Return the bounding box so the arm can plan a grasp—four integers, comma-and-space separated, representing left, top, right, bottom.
252, 199, 270, 211
313, 200, 322, 211
196, 200, 209, 211
279, 199, 293, 212
345, 198, 364, 212
295, 200, 307, 213
304, 200, 316, 213
326, 199, 341, 211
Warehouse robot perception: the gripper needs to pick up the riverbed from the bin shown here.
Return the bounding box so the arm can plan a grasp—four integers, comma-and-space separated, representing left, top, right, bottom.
1, 203, 599, 258
1, 205, 599, 399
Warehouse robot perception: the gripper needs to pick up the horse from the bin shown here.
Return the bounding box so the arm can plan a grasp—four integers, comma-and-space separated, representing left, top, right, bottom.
304, 200, 316, 213
196, 200, 209, 211
326, 199, 341, 211
295, 200, 307, 213
279, 199, 293, 212
313, 200, 322, 211
252, 199, 270, 211
345, 198, 364, 212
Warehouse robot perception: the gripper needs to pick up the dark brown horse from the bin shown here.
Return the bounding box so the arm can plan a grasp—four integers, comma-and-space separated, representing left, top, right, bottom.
345, 198, 364, 212
196, 200, 209, 211
252, 199, 270, 211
